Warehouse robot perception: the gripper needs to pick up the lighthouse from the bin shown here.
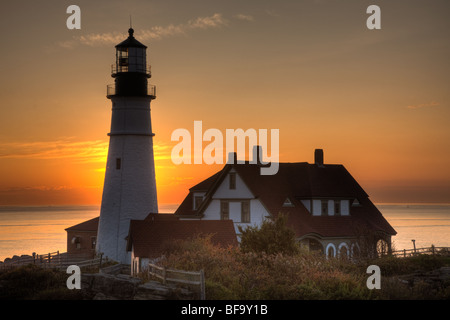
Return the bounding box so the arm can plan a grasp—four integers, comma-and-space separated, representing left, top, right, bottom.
96, 28, 158, 263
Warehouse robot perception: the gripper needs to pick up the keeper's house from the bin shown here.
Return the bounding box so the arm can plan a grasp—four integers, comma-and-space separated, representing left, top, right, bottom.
174, 149, 397, 259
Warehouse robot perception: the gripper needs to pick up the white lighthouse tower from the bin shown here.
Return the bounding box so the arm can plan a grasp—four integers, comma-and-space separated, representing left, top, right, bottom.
96, 28, 158, 263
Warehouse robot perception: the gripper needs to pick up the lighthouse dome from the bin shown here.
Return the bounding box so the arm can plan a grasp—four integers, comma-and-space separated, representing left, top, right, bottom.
115, 28, 147, 49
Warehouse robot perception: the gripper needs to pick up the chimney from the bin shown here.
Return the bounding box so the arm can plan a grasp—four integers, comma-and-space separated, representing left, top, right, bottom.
227, 152, 237, 164
252, 145, 263, 165
314, 149, 324, 166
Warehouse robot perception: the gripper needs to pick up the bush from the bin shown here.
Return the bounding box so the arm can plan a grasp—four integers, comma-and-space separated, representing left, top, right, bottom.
156, 235, 450, 300
0, 264, 82, 300
158, 236, 373, 300
358, 255, 450, 277
238, 213, 300, 255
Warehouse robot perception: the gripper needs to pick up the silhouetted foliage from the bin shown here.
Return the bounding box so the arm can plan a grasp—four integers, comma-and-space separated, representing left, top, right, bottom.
238, 213, 300, 256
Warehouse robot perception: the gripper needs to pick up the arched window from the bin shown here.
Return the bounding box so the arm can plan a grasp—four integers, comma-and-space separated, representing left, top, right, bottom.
338, 242, 349, 259
309, 238, 324, 254
351, 243, 360, 260
376, 239, 389, 257
325, 243, 336, 259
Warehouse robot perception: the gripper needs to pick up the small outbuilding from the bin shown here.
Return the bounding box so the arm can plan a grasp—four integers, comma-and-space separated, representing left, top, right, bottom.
65, 217, 99, 259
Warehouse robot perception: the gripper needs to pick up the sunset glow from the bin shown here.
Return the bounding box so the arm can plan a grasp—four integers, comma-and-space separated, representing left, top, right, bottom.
0, 0, 449, 207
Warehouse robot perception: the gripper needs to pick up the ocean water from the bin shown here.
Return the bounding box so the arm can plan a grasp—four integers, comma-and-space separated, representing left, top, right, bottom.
377, 204, 450, 252
0, 204, 449, 262
0, 204, 178, 262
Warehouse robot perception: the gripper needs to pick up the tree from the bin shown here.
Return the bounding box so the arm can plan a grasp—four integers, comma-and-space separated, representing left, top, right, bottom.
238, 213, 299, 255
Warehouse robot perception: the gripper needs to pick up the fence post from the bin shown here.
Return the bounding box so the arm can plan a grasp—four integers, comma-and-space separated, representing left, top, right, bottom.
200, 269, 205, 300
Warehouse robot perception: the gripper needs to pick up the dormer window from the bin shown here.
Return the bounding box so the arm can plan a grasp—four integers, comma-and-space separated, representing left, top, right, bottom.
283, 198, 294, 207
194, 196, 203, 210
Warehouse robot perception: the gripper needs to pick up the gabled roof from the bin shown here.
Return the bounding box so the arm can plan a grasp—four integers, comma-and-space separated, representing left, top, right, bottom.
65, 217, 99, 232
175, 161, 396, 238
127, 215, 238, 259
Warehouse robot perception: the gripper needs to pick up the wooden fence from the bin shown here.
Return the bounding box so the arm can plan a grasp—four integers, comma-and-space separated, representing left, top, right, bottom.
391, 246, 450, 258
148, 263, 205, 300
0, 251, 104, 271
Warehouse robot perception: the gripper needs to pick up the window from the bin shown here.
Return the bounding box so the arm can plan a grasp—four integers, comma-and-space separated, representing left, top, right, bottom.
119, 57, 128, 67
116, 158, 121, 170
241, 201, 250, 223
283, 198, 294, 207
321, 200, 328, 216
118, 48, 129, 68
91, 237, 96, 250
334, 200, 341, 216
72, 236, 81, 249
220, 201, 229, 220
229, 172, 236, 189
194, 196, 203, 210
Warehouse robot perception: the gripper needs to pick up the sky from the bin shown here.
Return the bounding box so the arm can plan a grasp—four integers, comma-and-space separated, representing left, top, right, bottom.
0, 0, 449, 207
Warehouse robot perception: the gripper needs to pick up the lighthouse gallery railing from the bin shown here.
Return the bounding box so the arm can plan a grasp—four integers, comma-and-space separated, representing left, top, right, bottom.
106, 83, 156, 98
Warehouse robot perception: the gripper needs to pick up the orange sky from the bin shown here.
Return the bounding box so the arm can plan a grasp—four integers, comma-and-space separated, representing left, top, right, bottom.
0, 0, 449, 206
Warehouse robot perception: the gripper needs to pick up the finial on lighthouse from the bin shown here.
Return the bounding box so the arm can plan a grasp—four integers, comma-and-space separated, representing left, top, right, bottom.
129, 15, 134, 37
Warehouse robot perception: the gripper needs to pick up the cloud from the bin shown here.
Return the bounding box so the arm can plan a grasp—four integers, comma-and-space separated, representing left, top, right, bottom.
0, 138, 173, 164
406, 101, 440, 110
57, 13, 228, 49
0, 138, 107, 163
3, 186, 74, 192
234, 14, 254, 22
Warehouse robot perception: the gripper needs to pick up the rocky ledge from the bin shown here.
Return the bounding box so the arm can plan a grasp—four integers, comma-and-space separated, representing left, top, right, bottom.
81, 273, 197, 300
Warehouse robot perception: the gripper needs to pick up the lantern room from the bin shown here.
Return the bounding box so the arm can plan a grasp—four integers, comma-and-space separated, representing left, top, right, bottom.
108, 28, 155, 98
112, 28, 150, 76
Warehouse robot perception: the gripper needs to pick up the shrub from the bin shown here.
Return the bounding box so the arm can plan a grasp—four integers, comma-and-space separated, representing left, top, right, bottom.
0, 264, 75, 300
238, 213, 300, 255
158, 236, 373, 300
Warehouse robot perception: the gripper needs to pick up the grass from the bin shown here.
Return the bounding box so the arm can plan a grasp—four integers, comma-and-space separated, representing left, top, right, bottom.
0, 264, 84, 300
1, 239, 449, 300
158, 236, 450, 300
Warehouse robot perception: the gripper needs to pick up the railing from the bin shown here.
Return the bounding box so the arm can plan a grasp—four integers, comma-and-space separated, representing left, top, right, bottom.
391, 246, 450, 258
0, 251, 104, 271
106, 83, 156, 98
111, 64, 151, 77
147, 263, 205, 300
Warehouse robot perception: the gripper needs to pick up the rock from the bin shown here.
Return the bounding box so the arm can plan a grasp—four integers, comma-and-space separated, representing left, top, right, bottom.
438, 267, 450, 281
81, 272, 196, 300
93, 292, 119, 300
134, 281, 171, 300
81, 273, 95, 290
92, 273, 140, 299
